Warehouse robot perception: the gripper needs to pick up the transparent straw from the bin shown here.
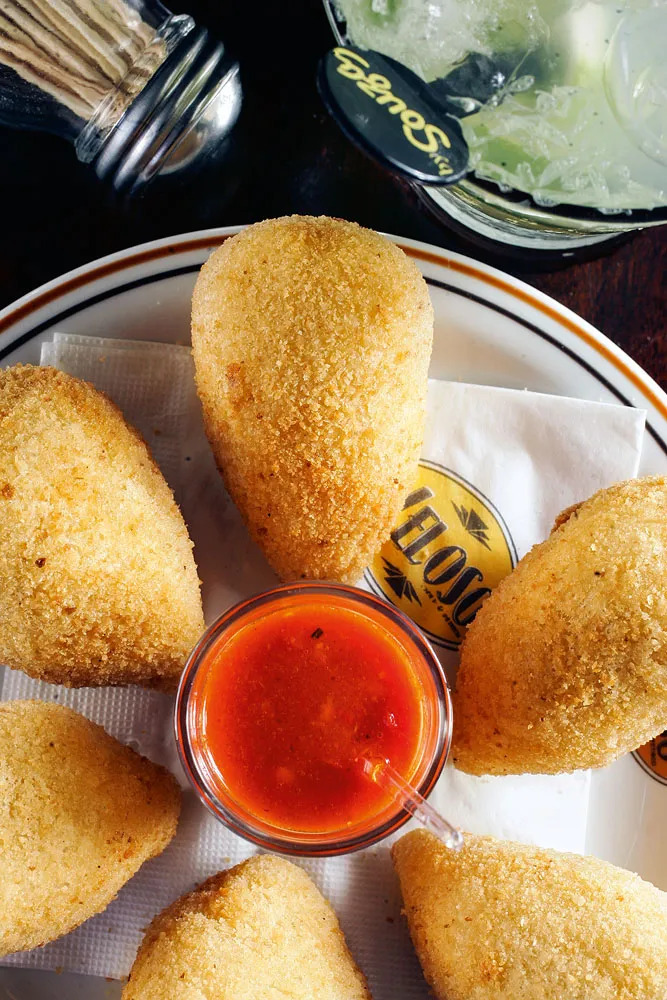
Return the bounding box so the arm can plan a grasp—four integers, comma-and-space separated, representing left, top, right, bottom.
363, 756, 463, 850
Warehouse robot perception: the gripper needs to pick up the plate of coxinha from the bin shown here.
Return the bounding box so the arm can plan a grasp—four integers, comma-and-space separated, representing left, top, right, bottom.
0, 216, 665, 999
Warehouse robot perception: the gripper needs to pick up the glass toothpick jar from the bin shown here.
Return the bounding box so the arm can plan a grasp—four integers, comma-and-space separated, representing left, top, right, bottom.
0, 0, 242, 193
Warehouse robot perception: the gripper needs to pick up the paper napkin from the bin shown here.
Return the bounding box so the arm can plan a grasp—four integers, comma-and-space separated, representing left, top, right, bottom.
0, 340, 646, 992
359, 379, 645, 855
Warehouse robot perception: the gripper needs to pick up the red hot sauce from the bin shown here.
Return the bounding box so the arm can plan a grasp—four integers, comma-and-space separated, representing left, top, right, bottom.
195, 596, 426, 834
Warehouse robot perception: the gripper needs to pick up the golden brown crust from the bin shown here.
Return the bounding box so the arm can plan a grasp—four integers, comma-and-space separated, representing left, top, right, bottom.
0, 700, 180, 957
551, 499, 583, 530
122, 854, 371, 999
452, 475, 667, 775
191, 215, 433, 583
0, 364, 204, 690
392, 830, 667, 1000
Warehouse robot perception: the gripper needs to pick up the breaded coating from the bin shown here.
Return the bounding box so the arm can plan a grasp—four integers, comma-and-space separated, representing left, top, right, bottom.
0, 700, 180, 957
452, 476, 667, 775
392, 830, 667, 1000
0, 365, 204, 690
122, 854, 371, 1000
191, 215, 433, 583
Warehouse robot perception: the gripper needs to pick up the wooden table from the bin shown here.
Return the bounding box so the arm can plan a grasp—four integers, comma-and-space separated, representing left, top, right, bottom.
0, 0, 664, 387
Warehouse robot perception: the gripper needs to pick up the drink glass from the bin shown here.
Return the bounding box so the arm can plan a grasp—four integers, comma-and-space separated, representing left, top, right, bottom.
325, 0, 667, 250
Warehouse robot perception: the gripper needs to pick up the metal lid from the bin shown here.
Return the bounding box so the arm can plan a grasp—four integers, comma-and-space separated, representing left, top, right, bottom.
92, 24, 241, 194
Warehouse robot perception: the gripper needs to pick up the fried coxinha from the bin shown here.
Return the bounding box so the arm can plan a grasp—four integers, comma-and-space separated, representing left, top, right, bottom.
0, 701, 180, 957
191, 215, 434, 584
122, 854, 371, 1000
453, 476, 667, 775
392, 830, 667, 1000
0, 364, 204, 690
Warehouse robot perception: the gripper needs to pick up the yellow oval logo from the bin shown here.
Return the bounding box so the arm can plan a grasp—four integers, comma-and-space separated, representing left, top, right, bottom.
634, 732, 667, 786
366, 462, 516, 648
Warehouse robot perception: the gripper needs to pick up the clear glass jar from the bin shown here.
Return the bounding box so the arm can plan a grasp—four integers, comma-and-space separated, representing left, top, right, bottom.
0, 0, 241, 192
175, 582, 453, 857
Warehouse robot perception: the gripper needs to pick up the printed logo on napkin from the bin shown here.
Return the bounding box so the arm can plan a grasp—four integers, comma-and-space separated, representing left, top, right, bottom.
366, 461, 517, 648
633, 731, 667, 786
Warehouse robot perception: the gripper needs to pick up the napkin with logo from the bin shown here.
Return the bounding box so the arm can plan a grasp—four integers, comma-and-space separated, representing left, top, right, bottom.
1, 343, 645, 996
359, 379, 645, 853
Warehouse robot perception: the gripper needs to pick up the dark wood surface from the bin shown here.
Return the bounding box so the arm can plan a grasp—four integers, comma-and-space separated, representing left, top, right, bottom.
0, 0, 664, 387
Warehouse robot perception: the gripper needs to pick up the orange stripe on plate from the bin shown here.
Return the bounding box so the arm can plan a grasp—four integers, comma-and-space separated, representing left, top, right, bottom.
0, 235, 229, 337
399, 243, 667, 421
0, 232, 664, 422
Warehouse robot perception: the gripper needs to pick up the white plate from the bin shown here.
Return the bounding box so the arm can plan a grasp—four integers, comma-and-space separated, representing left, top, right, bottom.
0, 228, 665, 999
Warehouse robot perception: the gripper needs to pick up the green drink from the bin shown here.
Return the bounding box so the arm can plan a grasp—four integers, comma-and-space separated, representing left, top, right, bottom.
335, 0, 667, 216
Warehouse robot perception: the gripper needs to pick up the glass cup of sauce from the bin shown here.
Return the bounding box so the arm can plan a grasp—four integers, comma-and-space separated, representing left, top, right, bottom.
175, 582, 453, 856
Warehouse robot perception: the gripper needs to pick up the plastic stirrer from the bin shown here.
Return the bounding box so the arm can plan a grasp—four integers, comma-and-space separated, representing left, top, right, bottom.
363, 756, 464, 850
